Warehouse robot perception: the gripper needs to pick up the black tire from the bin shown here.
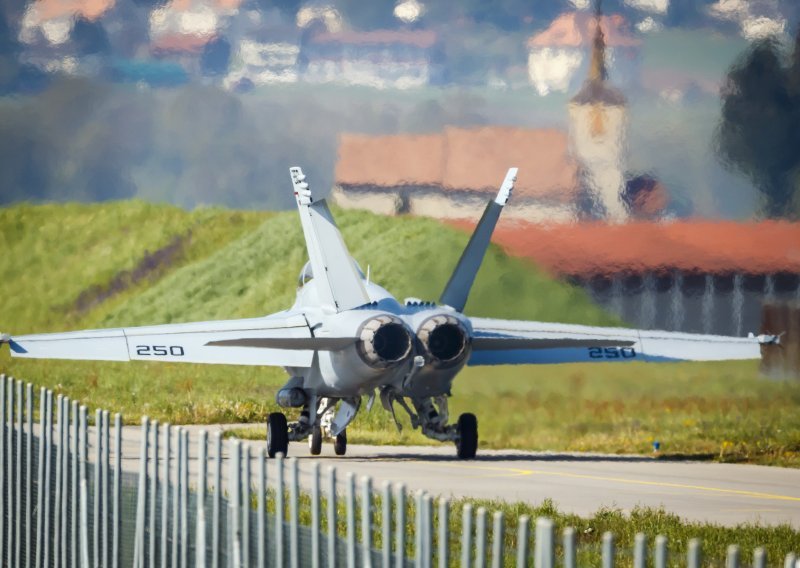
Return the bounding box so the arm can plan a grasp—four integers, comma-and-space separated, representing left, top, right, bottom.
309, 425, 322, 456
267, 412, 289, 458
334, 429, 347, 456
455, 413, 478, 459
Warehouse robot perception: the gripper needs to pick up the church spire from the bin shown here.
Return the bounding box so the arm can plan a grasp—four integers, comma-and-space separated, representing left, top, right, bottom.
588, 0, 607, 83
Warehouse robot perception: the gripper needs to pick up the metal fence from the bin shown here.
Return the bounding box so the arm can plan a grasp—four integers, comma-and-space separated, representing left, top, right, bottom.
1, 373, 799, 568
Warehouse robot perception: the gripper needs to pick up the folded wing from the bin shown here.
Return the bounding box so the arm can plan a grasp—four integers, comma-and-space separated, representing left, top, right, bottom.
468, 318, 762, 366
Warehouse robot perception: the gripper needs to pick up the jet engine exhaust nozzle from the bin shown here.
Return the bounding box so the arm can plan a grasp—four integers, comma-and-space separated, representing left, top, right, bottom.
357, 315, 413, 368
417, 315, 469, 367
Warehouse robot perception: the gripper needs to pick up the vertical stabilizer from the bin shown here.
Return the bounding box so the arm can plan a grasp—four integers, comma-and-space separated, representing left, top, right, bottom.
290, 167, 370, 312
439, 167, 517, 312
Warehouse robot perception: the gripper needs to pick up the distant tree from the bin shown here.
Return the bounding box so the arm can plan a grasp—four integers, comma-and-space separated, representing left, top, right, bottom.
335, 0, 396, 30
717, 37, 800, 218
201, 37, 231, 77
72, 18, 111, 56
270, 0, 302, 19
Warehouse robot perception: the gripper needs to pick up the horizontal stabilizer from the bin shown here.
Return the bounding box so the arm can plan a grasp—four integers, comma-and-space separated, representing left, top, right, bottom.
206, 337, 357, 350
4, 314, 317, 367
472, 337, 635, 351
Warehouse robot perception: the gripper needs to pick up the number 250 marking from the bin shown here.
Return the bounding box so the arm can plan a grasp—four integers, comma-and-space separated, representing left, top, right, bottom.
588, 347, 636, 359
136, 345, 185, 357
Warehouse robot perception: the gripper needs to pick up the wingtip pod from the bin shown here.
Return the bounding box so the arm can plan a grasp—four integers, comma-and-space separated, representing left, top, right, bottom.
290, 166, 312, 205
494, 167, 518, 206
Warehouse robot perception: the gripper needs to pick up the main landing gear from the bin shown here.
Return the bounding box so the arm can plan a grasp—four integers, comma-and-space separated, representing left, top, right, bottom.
381, 390, 479, 459
269, 390, 479, 460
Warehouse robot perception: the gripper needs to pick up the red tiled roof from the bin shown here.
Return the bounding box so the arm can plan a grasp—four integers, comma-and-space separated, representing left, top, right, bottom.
528, 12, 641, 48
449, 220, 800, 276
33, 0, 114, 21
335, 126, 578, 202
152, 33, 217, 54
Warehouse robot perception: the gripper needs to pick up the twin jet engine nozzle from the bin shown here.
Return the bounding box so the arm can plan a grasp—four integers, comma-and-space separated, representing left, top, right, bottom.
353, 312, 471, 371
416, 314, 470, 368
356, 315, 414, 368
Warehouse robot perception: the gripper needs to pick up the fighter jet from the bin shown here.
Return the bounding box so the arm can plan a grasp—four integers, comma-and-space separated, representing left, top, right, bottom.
1, 167, 777, 459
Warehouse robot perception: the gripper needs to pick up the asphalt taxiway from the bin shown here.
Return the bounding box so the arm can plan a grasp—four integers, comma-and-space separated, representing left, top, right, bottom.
110, 424, 800, 528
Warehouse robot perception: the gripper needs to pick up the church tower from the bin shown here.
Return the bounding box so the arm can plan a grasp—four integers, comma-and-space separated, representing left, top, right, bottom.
568, 0, 628, 221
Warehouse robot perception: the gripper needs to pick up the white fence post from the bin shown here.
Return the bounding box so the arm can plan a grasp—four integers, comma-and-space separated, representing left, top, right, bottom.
290, 457, 300, 568
172, 427, 181, 568
687, 538, 701, 568
257, 447, 266, 568
15, 380, 23, 568
460, 503, 472, 568
25, 383, 33, 568
0, 374, 5, 568
753, 547, 766, 568
655, 535, 668, 568
311, 462, 321, 568
162, 423, 171, 568
534, 518, 554, 568
113, 413, 122, 568
346, 472, 356, 568
212, 432, 222, 568
242, 444, 251, 568
634, 533, 646, 568
93, 407, 101, 568
395, 483, 406, 568
602, 532, 615, 568
53, 395, 63, 566
491, 511, 504, 568
727, 544, 740, 568
515, 516, 529, 568
361, 476, 373, 568
438, 498, 449, 568
327, 467, 337, 568
414, 491, 423, 568
102, 409, 110, 568
562, 527, 576, 568
180, 428, 189, 568
475, 507, 487, 568
70, 399, 78, 568
382, 482, 392, 568
134, 417, 149, 568
197, 430, 208, 568
276, 454, 285, 568
150, 419, 159, 567
229, 440, 242, 568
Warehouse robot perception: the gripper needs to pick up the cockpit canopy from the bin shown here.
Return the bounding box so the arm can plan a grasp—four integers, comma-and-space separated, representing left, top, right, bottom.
297, 260, 364, 288
298, 261, 315, 287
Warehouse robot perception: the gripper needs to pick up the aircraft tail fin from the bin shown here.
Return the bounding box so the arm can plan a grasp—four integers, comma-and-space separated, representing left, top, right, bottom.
439, 167, 517, 312
290, 167, 370, 312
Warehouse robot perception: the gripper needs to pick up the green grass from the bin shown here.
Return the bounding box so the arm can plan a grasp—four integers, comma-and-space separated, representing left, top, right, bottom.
254, 477, 800, 567
1, 202, 799, 469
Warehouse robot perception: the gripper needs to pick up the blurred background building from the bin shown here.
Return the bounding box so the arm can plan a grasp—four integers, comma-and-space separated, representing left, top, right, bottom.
2, 0, 800, 336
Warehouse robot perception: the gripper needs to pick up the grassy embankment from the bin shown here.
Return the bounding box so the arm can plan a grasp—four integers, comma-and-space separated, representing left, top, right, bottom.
1, 202, 799, 468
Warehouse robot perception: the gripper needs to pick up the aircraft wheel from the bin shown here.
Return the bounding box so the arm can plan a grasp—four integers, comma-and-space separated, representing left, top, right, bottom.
267, 412, 289, 458
334, 430, 347, 456
455, 413, 478, 460
309, 425, 322, 456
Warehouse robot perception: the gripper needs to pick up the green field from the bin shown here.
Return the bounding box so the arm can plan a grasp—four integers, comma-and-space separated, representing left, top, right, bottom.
2, 202, 799, 469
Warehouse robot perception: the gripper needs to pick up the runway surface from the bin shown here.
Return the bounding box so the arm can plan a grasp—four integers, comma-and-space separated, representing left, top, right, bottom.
112, 424, 800, 528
